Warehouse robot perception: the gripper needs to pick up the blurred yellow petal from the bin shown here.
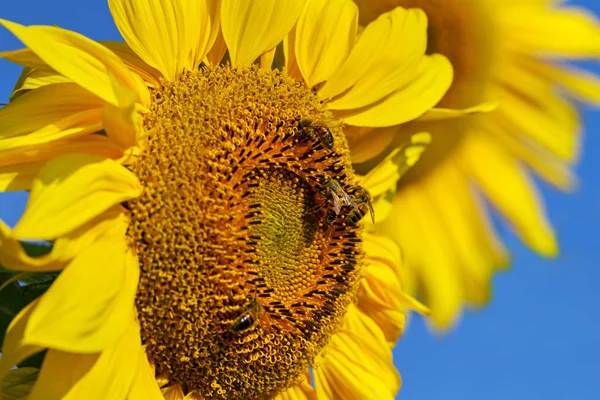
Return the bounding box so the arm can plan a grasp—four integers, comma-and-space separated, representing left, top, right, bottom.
495, 63, 580, 162
384, 184, 466, 330
360, 132, 431, 198
295, 0, 358, 88
0, 163, 42, 191
0, 20, 139, 105
501, 7, 600, 57
13, 154, 141, 240
418, 101, 499, 122
28, 321, 140, 400
221, 0, 305, 67
129, 348, 164, 400
108, 0, 200, 80
532, 62, 600, 104
462, 134, 558, 257
24, 237, 139, 353
0, 300, 44, 384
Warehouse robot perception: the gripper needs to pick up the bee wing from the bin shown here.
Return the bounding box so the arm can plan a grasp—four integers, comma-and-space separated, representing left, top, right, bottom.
340, 190, 356, 209
331, 192, 342, 214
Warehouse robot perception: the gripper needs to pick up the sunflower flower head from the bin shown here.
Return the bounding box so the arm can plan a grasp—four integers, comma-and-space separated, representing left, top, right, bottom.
352, 0, 600, 330
0, 0, 449, 398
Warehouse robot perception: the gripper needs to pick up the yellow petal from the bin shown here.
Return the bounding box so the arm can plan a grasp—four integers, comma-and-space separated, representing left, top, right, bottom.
461, 134, 558, 257
129, 348, 164, 400
24, 237, 139, 353
0, 20, 140, 106
1, 367, 38, 400
162, 384, 185, 400
0, 135, 125, 193
358, 235, 406, 344
221, 0, 305, 67
501, 6, 600, 58
495, 62, 580, 162
0, 48, 47, 69
345, 126, 396, 164
319, 7, 452, 127
314, 305, 400, 400
418, 101, 499, 121
532, 62, 600, 104
282, 27, 303, 82
295, 0, 358, 88
28, 321, 141, 400
101, 41, 162, 87
0, 83, 103, 140
334, 54, 452, 127
383, 184, 466, 330
189, 0, 222, 69
11, 69, 71, 99
13, 154, 141, 240
273, 370, 315, 400
260, 46, 278, 70
360, 132, 431, 198
481, 117, 576, 191
0, 299, 45, 384
0, 162, 43, 192
0, 207, 126, 272
0, 108, 103, 153
102, 73, 144, 149
206, 29, 227, 67
429, 162, 511, 305
108, 0, 199, 80
0, 135, 124, 169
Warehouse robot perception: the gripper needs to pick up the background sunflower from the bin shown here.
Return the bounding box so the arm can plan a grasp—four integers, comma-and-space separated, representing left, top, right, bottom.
0, 1, 599, 399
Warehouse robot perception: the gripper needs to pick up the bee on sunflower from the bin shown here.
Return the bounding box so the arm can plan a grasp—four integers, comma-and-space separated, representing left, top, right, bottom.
0, 0, 450, 398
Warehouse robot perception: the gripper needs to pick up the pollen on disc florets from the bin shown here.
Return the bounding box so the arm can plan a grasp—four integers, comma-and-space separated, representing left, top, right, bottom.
125, 65, 363, 399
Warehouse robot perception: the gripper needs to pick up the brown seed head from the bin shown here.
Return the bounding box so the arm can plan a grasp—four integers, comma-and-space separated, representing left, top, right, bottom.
126, 65, 363, 399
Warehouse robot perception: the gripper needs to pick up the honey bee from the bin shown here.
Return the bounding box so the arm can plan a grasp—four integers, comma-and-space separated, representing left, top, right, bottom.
231, 296, 264, 333
346, 186, 375, 226
297, 118, 339, 150
321, 178, 356, 216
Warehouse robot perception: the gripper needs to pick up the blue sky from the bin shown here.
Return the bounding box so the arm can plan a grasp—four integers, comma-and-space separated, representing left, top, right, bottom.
0, 1, 599, 399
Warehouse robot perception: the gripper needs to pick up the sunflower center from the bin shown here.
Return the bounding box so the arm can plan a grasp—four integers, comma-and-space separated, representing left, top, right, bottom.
126, 66, 362, 399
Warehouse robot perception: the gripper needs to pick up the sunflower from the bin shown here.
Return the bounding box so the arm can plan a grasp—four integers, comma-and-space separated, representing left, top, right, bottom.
351, 0, 600, 330
0, 0, 449, 398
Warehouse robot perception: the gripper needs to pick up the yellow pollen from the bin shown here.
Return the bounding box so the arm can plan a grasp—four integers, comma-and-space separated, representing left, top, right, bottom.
126, 66, 363, 399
